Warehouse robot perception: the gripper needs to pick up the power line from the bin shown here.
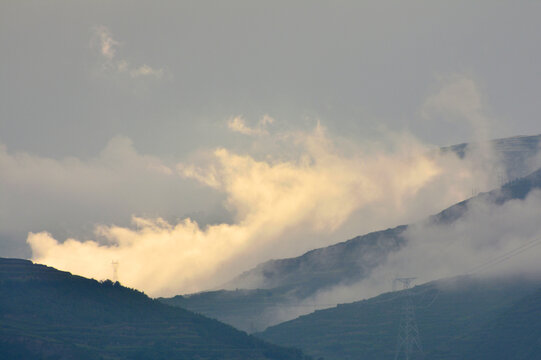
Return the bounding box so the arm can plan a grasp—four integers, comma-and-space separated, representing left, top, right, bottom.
393, 277, 424, 360
417, 236, 541, 311
466, 237, 541, 275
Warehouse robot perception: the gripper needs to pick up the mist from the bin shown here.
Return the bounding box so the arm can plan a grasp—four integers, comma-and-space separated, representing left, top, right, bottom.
1, 73, 528, 297
295, 185, 541, 322
23, 121, 503, 297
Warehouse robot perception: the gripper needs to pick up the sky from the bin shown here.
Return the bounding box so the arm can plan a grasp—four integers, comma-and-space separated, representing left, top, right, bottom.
1, 1, 541, 296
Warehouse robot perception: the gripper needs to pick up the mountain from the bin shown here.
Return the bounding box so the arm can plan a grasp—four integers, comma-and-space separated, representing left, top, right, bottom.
162, 164, 541, 332
160, 225, 407, 332
441, 134, 541, 182
0, 258, 311, 360
257, 274, 541, 360
234, 134, 541, 293
467, 286, 541, 359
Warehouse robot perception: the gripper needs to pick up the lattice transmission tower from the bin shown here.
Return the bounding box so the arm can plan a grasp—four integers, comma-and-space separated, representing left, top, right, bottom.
393, 277, 423, 360
111, 260, 119, 283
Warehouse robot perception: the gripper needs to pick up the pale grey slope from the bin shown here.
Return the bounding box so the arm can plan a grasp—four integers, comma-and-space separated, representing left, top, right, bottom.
441, 134, 541, 182
230, 134, 541, 292
163, 166, 541, 332
161, 135, 541, 332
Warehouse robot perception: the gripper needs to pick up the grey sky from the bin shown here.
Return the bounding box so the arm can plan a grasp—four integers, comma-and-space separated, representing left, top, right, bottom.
2, 1, 540, 158
1, 1, 541, 284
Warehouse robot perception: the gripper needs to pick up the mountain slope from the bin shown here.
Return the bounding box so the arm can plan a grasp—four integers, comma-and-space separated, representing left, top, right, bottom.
163, 165, 541, 332
471, 287, 541, 360
0, 258, 310, 360
234, 154, 541, 294
161, 225, 407, 332
257, 275, 541, 360
441, 134, 541, 182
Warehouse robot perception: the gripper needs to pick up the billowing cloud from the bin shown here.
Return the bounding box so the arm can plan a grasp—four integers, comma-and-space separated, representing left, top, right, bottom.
227, 115, 274, 136
25, 124, 500, 296
93, 25, 164, 78
0, 136, 229, 258
422, 74, 491, 143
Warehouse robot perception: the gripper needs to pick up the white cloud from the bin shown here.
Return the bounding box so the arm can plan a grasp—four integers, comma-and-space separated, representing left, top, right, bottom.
306, 188, 541, 311
259, 114, 275, 126
93, 25, 164, 79
422, 74, 491, 143
24, 124, 499, 296
0, 136, 228, 256
95, 25, 118, 60
227, 115, 274, 136
130, 64, 164, 79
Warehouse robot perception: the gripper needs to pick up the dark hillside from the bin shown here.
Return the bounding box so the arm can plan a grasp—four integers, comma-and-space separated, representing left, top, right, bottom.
257, 275, 541, 360
436, 287, 541, 360
0, 258, 310, 360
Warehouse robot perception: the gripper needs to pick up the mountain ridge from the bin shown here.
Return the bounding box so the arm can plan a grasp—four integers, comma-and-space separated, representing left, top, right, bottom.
257, 273, 541, 360
163, 164, 541, 332
0, 257, 311, 360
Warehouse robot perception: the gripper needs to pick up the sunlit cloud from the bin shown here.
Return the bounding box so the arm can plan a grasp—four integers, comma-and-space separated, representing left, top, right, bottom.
227, 115, 274, 136
422, 74, 491, 142
95, 25, 117, 60
26, 123, 495, 296
92, 25, 164, 79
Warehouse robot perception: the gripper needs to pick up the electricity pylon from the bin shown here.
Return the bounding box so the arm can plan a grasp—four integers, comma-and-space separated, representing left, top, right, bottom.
111, 261, 119, 282
394, 277, 423, 360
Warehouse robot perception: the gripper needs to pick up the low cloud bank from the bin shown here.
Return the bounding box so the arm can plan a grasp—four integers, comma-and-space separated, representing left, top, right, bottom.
7, 73, 531, 297
303, 188, 541, 313
22, 124, 504, 296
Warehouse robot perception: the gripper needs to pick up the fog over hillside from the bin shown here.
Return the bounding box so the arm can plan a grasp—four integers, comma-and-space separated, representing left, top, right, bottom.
257, 274, 541, 360
166, 163, 541, 331
305, 179, 541, 308
22, 125, 527, 296
3, 2, 541, 359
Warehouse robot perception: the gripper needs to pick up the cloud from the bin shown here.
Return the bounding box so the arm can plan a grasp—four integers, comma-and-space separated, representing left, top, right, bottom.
130, 64, 164, 79
227, 115, 274, 136
303, 188, 541, 313
0, 136, 229, 256
421, 74, 504, 191
260, 114, 275, 126
24, 124, 502, 297
95, 25, 117, 60
247, 187, 541, 330
93, 25, 164, 79
422, 74, 491, 143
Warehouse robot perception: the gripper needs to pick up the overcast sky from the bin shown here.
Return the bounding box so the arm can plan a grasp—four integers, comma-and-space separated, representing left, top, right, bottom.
2, 1, 540, 158
1, 1, 541, 294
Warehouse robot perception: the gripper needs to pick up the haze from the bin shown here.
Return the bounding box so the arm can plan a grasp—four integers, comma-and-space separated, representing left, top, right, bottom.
2, 1, 541, 296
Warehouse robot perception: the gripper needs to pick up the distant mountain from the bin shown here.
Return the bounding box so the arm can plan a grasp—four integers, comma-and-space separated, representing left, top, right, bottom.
466, 286, 541, 360
235, 134, 541, 293
257, 274, 541, 360
0, 258, 311, 360
242, 160, 541, 291
162, 165, 541, 332
441, 134, 541, 182
161, 225, 407, 332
